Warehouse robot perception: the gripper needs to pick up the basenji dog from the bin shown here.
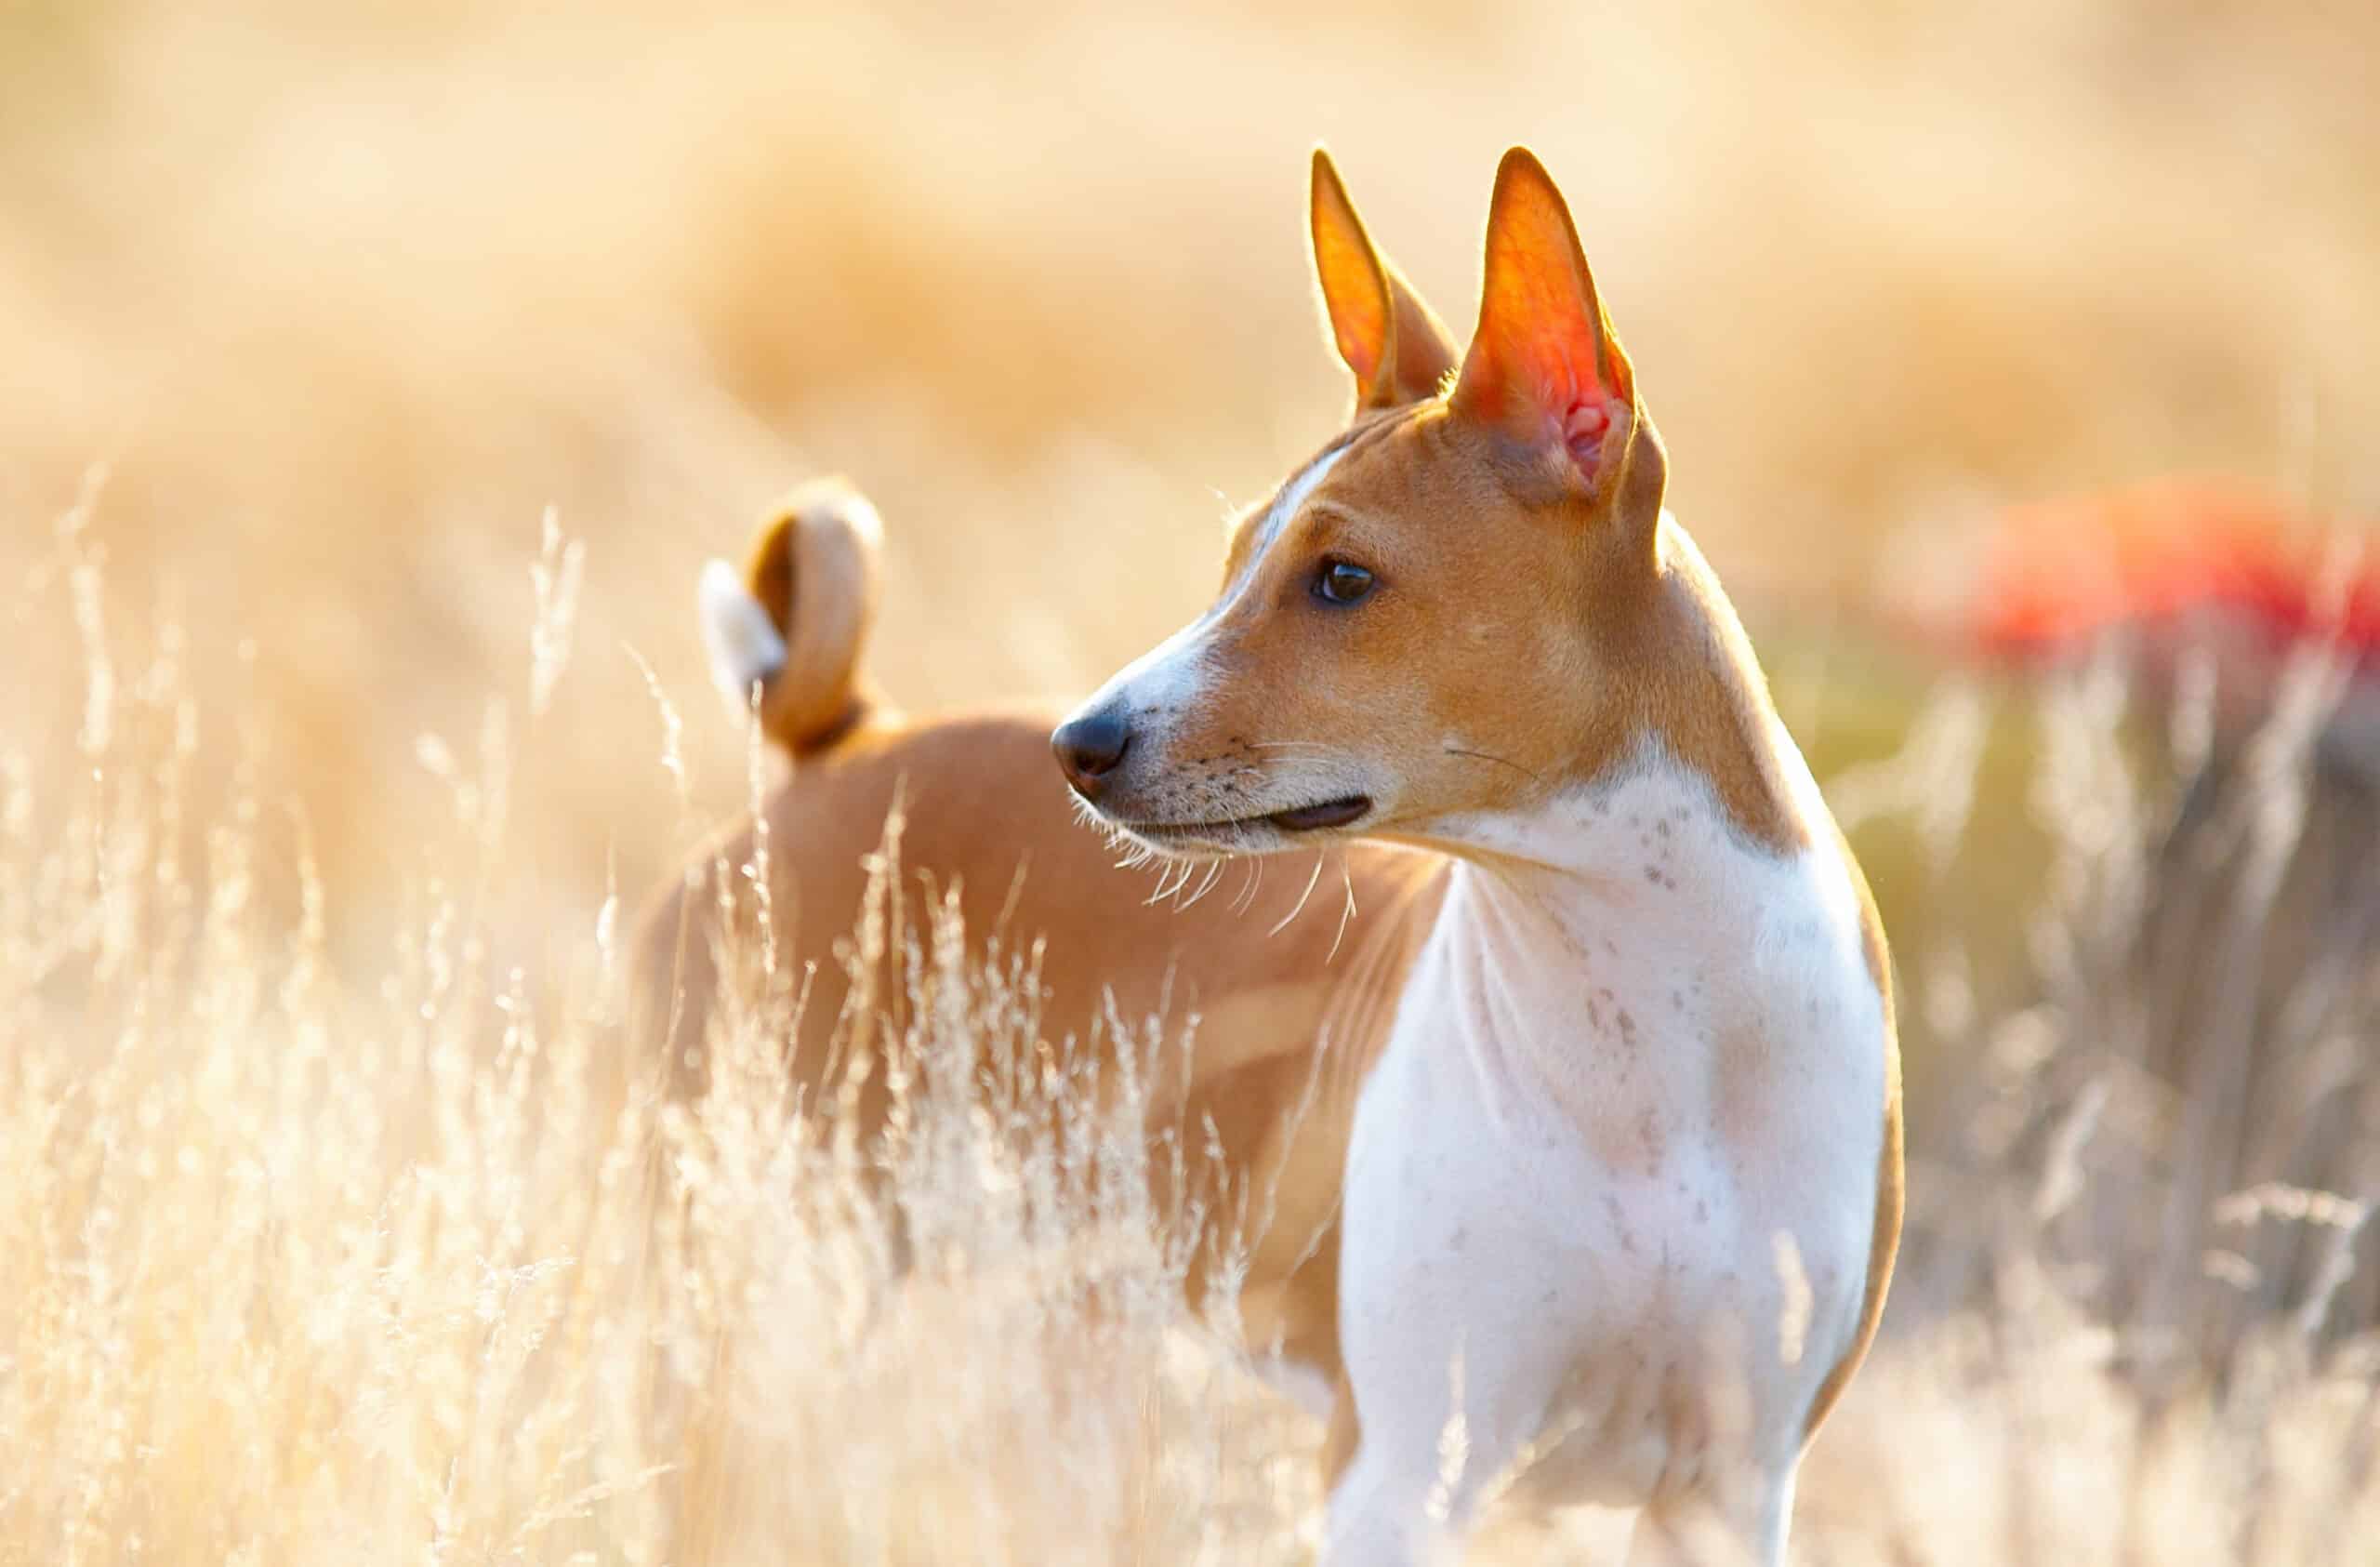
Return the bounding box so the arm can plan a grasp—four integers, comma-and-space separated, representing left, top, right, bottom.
637, 147, 1899, 1565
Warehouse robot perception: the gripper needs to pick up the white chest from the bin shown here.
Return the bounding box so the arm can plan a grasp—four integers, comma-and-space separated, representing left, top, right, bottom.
1333, 754, 1887, 1516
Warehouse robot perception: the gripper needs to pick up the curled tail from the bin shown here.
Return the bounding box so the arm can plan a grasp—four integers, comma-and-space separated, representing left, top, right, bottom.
699, 476, 884, 756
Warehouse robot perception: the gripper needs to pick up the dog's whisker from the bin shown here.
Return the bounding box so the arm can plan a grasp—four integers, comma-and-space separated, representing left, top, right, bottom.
1179, 857, 1230, 911
1329, 855, 1358, 963
1146, 857, 1192, 906
1268, 848, 1328, 938
1444, 744, 1544, 783
1231, 857, 1264, 915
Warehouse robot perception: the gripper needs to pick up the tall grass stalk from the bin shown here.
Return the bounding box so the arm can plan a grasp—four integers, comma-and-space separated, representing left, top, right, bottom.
3, 521, 2375, 1563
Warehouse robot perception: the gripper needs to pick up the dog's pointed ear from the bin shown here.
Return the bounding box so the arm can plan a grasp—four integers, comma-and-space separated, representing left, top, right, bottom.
1310, 148, 1459, 413
1450, 149, 1646, 501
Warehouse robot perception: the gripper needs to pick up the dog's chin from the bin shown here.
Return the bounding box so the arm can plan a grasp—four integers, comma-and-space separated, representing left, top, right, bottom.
1087, 794, 1375, 863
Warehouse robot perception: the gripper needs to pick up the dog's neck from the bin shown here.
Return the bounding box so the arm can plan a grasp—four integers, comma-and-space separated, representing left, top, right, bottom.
1410, 727, 1839, 1135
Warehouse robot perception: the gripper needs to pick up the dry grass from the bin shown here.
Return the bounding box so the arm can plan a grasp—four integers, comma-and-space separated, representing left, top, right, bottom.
1, 514, 1320, 1564
6, 501, 2378, 1564
6, 1, 2380, 1561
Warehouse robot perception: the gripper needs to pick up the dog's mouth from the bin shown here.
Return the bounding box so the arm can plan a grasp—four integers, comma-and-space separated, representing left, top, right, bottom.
1114, 793, 1373, 844
1262, 795, 1373, 831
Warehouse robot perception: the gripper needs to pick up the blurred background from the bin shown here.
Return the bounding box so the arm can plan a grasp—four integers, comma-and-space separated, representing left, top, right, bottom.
8, 3, 2380, 1556
7, 0, 2374, 917
7, 0, 2380, 1441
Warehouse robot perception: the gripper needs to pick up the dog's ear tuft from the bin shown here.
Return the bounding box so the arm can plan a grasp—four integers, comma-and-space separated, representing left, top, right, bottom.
1450, 149, 1640, 489
1309, 147, 1459, 414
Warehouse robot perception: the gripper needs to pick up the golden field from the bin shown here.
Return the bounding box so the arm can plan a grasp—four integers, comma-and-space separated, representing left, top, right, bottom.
3, 1, 2378, 1560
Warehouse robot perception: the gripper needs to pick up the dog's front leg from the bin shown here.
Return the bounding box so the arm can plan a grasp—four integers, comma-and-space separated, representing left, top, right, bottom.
1321, 1046, 1566, 1562
1318, 1443, 1451, 1567
1624, 1464, 1795, 1567
1316, 1345, 1558, 1565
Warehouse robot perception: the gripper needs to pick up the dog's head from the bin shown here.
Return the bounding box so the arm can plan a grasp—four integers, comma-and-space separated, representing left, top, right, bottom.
1056, 149, 1677, 861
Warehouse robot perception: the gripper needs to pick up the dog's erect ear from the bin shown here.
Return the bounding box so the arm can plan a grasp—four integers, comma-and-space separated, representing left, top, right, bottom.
1450, 149, 1642, 494
1310, 148, 1459, 413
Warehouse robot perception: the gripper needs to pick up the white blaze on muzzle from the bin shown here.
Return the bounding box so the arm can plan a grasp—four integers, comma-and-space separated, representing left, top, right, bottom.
1076, 443, 1353, 735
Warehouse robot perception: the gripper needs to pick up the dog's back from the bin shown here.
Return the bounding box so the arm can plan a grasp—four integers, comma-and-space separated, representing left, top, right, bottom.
629, 481, 1444, 1373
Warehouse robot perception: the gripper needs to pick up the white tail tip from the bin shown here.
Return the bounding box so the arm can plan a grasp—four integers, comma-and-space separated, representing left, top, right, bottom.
698, 557, 788, 717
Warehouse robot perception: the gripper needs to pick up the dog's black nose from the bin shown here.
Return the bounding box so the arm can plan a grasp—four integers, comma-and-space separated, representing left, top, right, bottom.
1051, 709, 1131, 795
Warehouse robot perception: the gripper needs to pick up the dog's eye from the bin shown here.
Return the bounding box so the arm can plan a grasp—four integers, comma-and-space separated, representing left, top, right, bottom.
1313, 559, 1376, 606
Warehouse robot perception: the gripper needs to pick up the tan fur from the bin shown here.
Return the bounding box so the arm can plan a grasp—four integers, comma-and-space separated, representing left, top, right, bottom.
743, 477, 884, 754
629, 705, 1448, 1367
1185, 403, 1807, 858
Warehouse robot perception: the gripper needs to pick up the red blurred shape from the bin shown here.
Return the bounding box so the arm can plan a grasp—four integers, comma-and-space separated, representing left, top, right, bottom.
1970, 477, 2380, 665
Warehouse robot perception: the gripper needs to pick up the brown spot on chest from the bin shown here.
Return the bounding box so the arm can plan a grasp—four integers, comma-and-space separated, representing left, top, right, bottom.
1635, 1106, 1667, 1169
